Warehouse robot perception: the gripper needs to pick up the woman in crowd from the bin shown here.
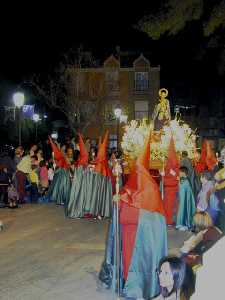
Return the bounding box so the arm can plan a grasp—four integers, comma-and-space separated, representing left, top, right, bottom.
37, 149, 44, 164
39, 160, 49, 195
154, 256, 194, 300
108, 150, 123, 191
14, 146, 24, 167
15, 145, 39, 203
180, 211, 223, 257
214, 166, 225, 233
196, 171, 219, 225
89, 146, 97, 163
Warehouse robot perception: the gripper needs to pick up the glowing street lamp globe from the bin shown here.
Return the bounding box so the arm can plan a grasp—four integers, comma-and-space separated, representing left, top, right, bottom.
13, 92, 25, 108
33, 113, 40, 122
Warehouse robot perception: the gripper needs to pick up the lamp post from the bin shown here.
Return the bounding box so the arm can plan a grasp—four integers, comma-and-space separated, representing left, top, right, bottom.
114, 106, 122, 151
13, 92, 25, 146
33, 113, 40, 142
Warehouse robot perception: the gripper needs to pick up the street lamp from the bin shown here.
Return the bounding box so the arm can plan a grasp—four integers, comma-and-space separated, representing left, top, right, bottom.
33, 113, 40, 141
114, 106, 122, 151
13, 92, 25, 146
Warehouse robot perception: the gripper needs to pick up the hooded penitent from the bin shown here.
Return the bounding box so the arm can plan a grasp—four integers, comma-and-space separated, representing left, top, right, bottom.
66, 130, 113, 219
48, 137, 70, 169
120, 132, 165, 215
48, 137, 71, 204
97, 135, 102, 150
196, 140, 217, 173
94, 130, 112, 178
205, 140, 217, 171
76, 133, 89, 167
117, 132, 167, 299
163, 136, 180, 225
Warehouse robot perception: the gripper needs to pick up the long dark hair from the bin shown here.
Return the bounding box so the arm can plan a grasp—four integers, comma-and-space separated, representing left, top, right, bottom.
158, 256, 186, 298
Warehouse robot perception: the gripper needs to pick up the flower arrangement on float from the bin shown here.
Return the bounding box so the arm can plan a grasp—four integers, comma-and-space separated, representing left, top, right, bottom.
121, 118, 197, 167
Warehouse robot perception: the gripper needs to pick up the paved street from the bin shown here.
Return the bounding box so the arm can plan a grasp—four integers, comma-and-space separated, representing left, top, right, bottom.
0, 204, 191, 300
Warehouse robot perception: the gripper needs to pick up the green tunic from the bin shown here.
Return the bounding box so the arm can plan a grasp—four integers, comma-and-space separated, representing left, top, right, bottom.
66, 167, 113, 218
47, 168, 71, 205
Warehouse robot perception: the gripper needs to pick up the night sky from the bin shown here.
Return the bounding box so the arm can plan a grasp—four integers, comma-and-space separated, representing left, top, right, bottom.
0, 2, 224, 104
0, 4, 156, 81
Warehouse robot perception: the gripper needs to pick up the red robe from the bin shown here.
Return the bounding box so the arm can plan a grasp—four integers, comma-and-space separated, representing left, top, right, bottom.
163, 137, 179, 225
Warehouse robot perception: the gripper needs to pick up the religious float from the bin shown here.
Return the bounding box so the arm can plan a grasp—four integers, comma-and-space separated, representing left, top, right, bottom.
121, 88, 197, 171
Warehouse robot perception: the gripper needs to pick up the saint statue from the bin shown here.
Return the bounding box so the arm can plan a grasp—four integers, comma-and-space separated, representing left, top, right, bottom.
152, 88, 171, 131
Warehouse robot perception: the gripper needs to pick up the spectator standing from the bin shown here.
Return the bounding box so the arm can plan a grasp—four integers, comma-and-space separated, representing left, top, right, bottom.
39, 160, 49, 195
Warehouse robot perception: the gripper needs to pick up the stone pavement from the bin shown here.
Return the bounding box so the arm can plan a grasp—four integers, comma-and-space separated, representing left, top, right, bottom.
0, 204, 192, 300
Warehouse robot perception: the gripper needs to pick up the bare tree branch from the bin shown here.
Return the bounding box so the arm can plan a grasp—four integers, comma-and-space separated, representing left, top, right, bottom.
26, 48, 108, 133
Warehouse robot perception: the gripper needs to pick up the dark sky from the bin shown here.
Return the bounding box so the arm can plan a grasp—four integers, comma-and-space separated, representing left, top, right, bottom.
0, 4, 159, 81
0, 2, 223, 92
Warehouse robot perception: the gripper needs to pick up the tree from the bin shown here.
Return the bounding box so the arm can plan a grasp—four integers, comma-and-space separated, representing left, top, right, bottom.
27, 48, 106, 134
137, 0, 225, 74
138, 0, 225, 39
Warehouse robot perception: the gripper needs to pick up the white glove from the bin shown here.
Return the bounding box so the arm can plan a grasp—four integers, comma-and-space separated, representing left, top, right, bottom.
170, 169, 176, 176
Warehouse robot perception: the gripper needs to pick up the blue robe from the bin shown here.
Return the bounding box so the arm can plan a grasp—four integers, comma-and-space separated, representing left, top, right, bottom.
176, 177, 196, 229
99, 207, 168, 300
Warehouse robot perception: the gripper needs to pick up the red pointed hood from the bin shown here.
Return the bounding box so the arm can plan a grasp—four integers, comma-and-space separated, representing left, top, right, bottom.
165, 136, 179, 173
97, 135, 102, 150
48, 137, 70, 169
198, 140, 216, 172
94, 131, 112, 177
101, 130, 109, 152
136, 131, 150, 170
120, 132, 165, 216
77, 133, 89, 167
194, 140, 207, 173
164, 136, 180, 185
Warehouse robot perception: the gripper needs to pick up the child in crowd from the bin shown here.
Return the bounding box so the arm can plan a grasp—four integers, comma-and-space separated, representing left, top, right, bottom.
39, 160, 49, 195
47, 161, 54, 185
176, 167, 196, 231
197, 171, 219, 224
28, 159, 39, 203
8, 183, 19, 208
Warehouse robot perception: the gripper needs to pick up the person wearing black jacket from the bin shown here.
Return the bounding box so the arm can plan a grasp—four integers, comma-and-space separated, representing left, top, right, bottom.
0, 165, 11, 207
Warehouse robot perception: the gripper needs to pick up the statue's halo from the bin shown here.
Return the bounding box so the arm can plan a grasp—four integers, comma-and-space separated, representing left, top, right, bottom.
159, 88, 168, 97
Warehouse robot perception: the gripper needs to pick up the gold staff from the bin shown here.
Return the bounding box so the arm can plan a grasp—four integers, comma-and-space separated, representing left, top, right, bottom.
161, 155, 165, 200
113, 159, 121, 299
